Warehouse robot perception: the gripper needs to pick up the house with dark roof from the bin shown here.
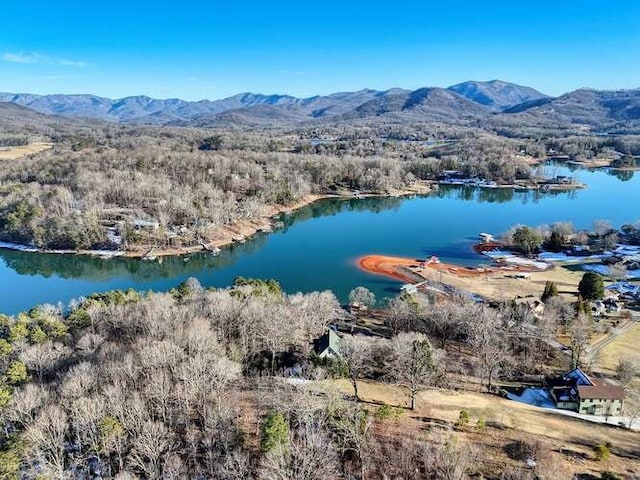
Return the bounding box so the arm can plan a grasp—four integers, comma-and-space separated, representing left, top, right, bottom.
549, 368, 625, 416
313, 328, 342, 359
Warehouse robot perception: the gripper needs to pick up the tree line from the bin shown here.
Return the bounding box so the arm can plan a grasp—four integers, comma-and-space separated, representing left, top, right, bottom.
1, 274, 636, 478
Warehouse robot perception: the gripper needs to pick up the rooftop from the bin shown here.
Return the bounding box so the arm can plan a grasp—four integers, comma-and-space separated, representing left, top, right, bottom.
577, 384, 626, 401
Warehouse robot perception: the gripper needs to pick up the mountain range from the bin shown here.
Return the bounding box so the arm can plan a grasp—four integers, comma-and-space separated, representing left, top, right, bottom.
1, 80, 639, 129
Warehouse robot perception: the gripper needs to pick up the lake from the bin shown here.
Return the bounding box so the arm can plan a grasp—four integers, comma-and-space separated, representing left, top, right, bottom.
1, 166, 638, 315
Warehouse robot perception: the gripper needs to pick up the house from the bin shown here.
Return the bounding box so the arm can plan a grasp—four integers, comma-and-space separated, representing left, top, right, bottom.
577, 384, 625, 416
478, 232, 494, 243
313, 328, 341, 359
529, 299, 545, 316
400, 284, 418, 295
555, 175, 574, 184
549, 368, 624, 416
513, 298, 544, 317
349, 301, 368, 315
133, 219, 160, 231
591, 300, 606, 317
603, 298, 622, 312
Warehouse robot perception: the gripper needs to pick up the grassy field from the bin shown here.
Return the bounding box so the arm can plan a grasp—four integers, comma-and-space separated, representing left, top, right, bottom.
0, 142, 53, 160
597, 321, 640, 399
327, 379, 640, 478
415, 262, 585, 302
598, 322, 640, 372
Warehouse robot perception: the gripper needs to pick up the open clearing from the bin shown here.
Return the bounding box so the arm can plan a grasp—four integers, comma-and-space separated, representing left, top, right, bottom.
327, 379, 640, 477
358, 254, 587, 302
415, 262, 584, 301
0, 142, 53, 160
598, 321, 640, 371
597, 321, 640, 383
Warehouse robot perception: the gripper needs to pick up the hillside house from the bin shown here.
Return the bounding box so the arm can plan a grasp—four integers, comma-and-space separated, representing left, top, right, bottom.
603, 298, 622, 312
133, 219, 160, 231
591, 300, 606, 317
577, 384, 625, 416
313, 328, 341, 359
513, 298, 544, 317
550, 368, 624, 416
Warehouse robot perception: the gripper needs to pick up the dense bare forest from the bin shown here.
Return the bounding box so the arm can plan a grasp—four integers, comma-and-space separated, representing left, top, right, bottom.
2, 101, 640, 478
0, 277, 637, 479
2, 117, 639, 251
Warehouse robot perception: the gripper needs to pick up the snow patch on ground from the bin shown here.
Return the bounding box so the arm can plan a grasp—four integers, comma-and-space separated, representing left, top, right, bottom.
537, 251, 610, 262
0, 241, 38, 252
0, 242, 123, 258
507, 387, 640, 431
583, 264, 640, 279
507, 388, 555, 408
482, 250, 549, 270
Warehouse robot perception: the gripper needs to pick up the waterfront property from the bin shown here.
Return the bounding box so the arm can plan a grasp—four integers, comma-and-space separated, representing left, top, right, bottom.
2, 163, 640, 315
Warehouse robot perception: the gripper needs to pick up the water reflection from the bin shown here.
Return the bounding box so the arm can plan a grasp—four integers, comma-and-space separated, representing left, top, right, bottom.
2, 163, 640, 315
0, 232, 269, 281
0, 196, 409, 282
431, 185, 575, 204
607, 169, 635, 182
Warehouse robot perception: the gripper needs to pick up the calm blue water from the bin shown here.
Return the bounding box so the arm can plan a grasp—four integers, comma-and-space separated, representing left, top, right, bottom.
1, 167, 638, 314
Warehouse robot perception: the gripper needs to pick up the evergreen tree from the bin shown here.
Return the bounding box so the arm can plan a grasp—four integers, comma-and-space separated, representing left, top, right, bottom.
545, 230, 564, 252
261, 411, 289, 453
541, 280, 559, 302
578, 272, 605, 300
512, 226, 543, 255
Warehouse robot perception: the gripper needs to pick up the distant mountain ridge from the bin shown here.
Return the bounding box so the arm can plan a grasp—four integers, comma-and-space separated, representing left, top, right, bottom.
448, 80, 549, 111
2, 81, 640, 128
502, 88, 640, 126
0, 80, 544, 125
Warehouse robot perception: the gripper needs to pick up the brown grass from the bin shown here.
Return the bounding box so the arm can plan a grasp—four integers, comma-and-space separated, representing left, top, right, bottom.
416, 263, 584, 301
0, 142, 53, 160
598, 322, 640, 372
358, 253, 585, 302
327, 379, 640, 477
597, 322, 640, 394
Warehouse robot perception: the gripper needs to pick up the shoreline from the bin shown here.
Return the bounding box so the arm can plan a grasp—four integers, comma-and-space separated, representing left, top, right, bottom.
0, 184, 432, 260
356, 253, 568, 302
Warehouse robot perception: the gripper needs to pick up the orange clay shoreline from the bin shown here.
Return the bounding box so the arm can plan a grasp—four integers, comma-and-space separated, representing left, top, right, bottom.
356, 254, 542, 283
356, 255, 422, 283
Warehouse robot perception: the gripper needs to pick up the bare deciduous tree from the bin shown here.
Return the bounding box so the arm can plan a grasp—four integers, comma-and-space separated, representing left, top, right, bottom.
339, 336, 371, 401
468, 307, 510, 392
422, 432, 478, 480
20, 342, 70, 382
25, 405, 69, 477
259, 422, 340, 480
6, 383, 50, 428
384, 295, 415, 336
616, 358, 639, 388
128, 420, 175, 479
569, 313, 591, 370
417, 300, 469, 349
388, 332, 437, 409
348, 287, 376, 309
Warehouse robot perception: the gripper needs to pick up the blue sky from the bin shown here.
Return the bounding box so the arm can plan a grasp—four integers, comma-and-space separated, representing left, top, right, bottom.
1, 1, 639, 100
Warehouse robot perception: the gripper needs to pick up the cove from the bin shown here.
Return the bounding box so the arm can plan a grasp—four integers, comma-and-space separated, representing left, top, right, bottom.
0, 166, 638, 315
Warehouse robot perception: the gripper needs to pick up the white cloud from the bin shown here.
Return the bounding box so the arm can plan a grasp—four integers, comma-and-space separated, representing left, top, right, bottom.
2, 52, 89, 68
